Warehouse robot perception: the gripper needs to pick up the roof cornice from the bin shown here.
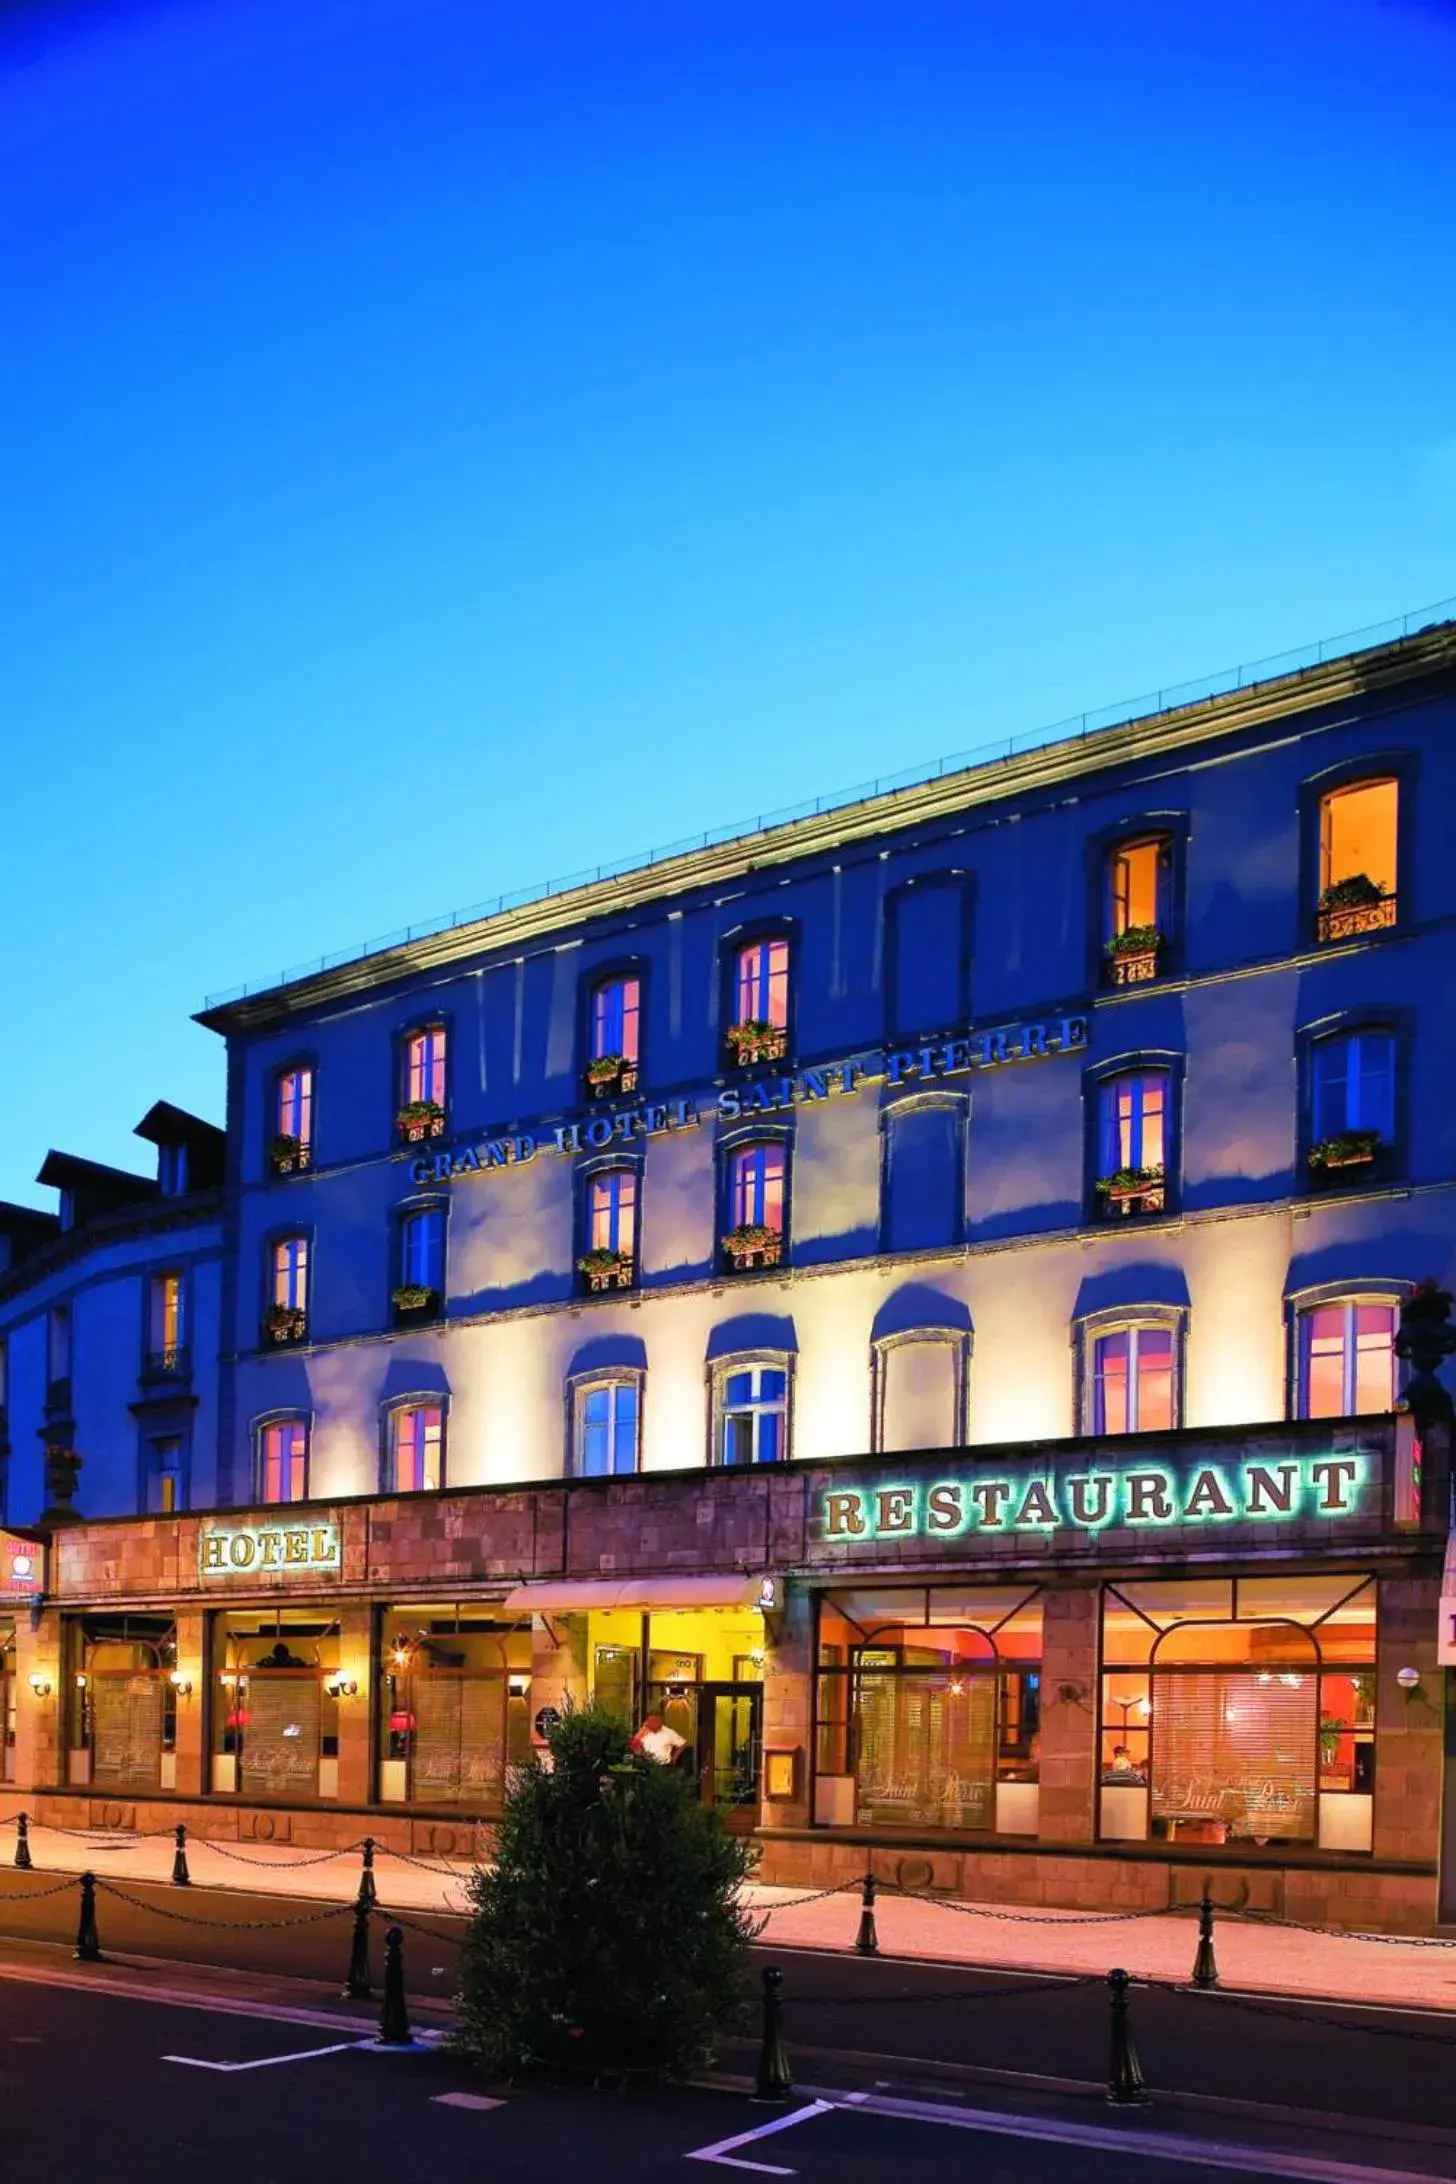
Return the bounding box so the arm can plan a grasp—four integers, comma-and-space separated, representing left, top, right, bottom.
198, 620, 1456, 1034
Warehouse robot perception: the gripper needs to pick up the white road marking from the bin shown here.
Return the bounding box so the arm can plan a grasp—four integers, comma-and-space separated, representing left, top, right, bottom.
163, 2039, 368, 2073
431, 2092, 504, 2111
684, 2100, 832, 2173
851, 2091, 1456, 2184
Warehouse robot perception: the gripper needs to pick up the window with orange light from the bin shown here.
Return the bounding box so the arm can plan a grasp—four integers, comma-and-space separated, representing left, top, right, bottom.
390, 1404, 444, 1493
1317, 778, 1398, 939
375, 1606, 532, 1808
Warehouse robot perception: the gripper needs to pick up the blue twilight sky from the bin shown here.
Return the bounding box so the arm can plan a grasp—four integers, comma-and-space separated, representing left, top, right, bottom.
2, 0, 1454, 1206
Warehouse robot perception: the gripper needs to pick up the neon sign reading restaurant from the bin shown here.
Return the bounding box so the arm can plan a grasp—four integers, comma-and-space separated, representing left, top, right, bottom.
819, 1455, 1370, 1543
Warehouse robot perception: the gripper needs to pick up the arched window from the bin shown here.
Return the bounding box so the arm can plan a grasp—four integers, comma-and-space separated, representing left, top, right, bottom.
1086, 1321, 1177, 1434
571, 1376, 642, 1477
398, 1026, 448, 1140
579, 1167, 638, 1291
1316, 778, 1398, 942
586, 975, 641, 1099
1296, 1299, 1397, 1418
1307, 1030, 1394, 1183
264, 1236, 309, 1343
1094, 1071, 1168, 1219
723, 1142, 786, 1272
727, 938, 789, 1064
713, 1357, 789, 1465
257, 1417, 309, 1503
1104, 836, 1170, 985
389, 1403, 445, 1493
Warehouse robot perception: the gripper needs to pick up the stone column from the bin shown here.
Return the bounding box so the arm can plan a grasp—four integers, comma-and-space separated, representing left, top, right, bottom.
1372, 1573, 1443, 1866
13, 1610, 62, 1796
760, 1584, 814, 1830
171, 1610, 206, 1799
1037, 1584, 1098, 1844
335, 1606, 375, 1808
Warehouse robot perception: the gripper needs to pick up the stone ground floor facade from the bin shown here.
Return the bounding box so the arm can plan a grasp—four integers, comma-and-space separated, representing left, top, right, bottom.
0, 1414, 1447, 1932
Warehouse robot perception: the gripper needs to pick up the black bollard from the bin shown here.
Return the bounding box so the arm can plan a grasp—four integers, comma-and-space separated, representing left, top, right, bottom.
343, 1901, 373, 2000
356, 1835, 379, 1912
754, 1967, 792, 2102
1106, 1968, 1149, 2106
1190, 1889, 1219, 1991
13, 1813, 32, 1872
74, 1872, 102, 1964
377, 1925, 411, 2046
854, 1870, 880, 1958
171, 1823, 192, 1888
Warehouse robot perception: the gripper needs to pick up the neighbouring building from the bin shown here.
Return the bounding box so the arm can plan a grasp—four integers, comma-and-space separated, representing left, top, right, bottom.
2, 618, 1455, 1929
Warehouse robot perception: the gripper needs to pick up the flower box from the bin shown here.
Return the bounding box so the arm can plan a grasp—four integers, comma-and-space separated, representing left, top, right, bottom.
1316, 874, 1395, 945
584, 1055, 639, 1101
270, 1133, 310, 1176
722, 1223, 783, 1271
391, 1285, 441, 1316
263, 1304, 307, 1344
1105, 925, 1162, 988
577, 1248, 636, 1293
1308, 1131, 1382, 1175
726, 1020, 788, 1067
1094, 1165, 1166, 1218
397, 1100, 446, 1143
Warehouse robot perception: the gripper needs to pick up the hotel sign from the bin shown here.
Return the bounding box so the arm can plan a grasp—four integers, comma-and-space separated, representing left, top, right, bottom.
410, 1015, 1088, 1185
198, 1522, 341, 1579
816, 1452, 1371, 1548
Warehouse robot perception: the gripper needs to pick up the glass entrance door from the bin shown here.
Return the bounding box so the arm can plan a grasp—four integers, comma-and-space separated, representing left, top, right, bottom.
697, 1683, 762, 1830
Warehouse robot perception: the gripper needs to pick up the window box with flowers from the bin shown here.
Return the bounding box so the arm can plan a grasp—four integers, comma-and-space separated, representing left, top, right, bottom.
1094, 1165, 1166, 1219
725, 1020, 788, 1068
577, 1247, 636, 1293
1104, 924, 1163, 988
270, 1133, 310, 1177
1308, 1130, 1383, 1180
397, 1100, 446, 1144
1316, 873, 1396, 945
584, 1054, 639, 1101
722, 1222, 783, 1272
262, 1304, 307, 1345
391, 1284, 441, 1320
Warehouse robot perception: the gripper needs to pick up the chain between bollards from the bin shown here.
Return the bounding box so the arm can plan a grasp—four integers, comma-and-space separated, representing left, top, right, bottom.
854, 1870, 879, 1957
74, 1872, 102, 1963
754, 1966, 792, 2102
356, 1835, 379, 1912
13, 1812, 32, 1871
1191, 1889, 1219, 1990
171, 1823, 191, 1888
377, 1924, 411, 2045
1106, 1968, 1149, 2106
343, 1902, 373, 1999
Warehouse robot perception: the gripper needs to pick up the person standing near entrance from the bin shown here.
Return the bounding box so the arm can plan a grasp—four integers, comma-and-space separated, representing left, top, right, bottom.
632, 1713, 687, 1765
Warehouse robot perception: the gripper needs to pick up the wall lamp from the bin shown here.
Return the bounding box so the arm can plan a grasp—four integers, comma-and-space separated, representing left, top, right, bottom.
169, 1672, 194, 1698
508, 1673, 530, 1699
325, 1673, 359, 1700
27, 1674, 51, 1698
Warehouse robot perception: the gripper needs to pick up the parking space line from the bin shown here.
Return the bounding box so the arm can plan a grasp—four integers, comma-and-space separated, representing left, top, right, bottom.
163, 2040, 370, 2073
431, 2092, 505, 2111
684, 2100, 833, 2173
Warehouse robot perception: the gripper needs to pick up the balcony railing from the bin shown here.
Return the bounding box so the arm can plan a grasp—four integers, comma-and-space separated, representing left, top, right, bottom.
722, 1224, 784, 1272
397, 1101, 446, 1144
577, 1249, 636, 1294
1094, 1167, 1167, 1220
725, 1021, 788, 1068
1316, 880, 1396, 946
270, 1134, 312, 1177
141, 1345, 191, 1382
1104, 926, 1163, 988
583, 1056, 639, 1102
262, 1305, 307, 1346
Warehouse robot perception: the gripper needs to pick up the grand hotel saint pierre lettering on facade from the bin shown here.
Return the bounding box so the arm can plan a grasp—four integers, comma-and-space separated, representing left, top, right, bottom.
2, 618, 1456, 1931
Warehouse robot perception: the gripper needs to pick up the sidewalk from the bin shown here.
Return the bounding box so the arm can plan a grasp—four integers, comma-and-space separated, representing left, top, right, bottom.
5, 1820, 1456, 2016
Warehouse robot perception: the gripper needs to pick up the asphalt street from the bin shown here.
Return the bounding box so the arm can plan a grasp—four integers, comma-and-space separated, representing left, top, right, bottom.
3, 1979, 1455, 2184
3, 1871, 1456, 2141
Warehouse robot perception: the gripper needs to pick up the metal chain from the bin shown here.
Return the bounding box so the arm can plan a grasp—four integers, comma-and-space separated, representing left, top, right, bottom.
1139, 1977, 1456, 2046
787, 1974, 1101, 2008
876, 1882, 1174, 1926
755, 1884, 862, 1911
0, 1876, 83, 1901
1218, 1905, 1456, 1949
199, 1838, 367, 1869
95, 1881, 351, 1932
376, 1846, 473, 1877
370, 1905, 465, 1947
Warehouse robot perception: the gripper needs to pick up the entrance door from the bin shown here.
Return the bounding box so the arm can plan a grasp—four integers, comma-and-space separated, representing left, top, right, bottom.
696, 1683, 763, 1831
1441, 1670, 1456, 1924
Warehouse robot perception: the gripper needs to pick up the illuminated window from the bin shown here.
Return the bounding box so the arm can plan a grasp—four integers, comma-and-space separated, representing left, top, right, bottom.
587, 1169, 636, 1258
1099, 1073, 1166, 1173
716, 1362, 789, 1465
1092, 1325, 1175, 1434
391, 1405, 444, 1493
144, 1437, 184, 1515
1107, 836, 1168, 950
271, 1236, 308, 1312
1298, 1301, 1396, 1419
275, 1067, 314, 1167
735, 938, 789, 1029
1317, 779, 1398, 940
259, 1419, 309, 1503
147, 1271, 186, 1372
400, 1206, 445, 1293
404, 1026, 447, 1109
1309, 1031, 1393, 1146
573, 1380, 641, 1477
729, 1142, 785, 1232
590, 976, 640, 1065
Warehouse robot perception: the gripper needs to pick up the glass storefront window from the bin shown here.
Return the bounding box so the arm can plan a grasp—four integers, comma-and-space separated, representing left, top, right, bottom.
67, 1615, 178, 1793
580, 1606, 768, 1829
211, 1610, 341, 1801
1098, 1576, 1376, 1853
378, 1607, 531, 1809
814, 1586, 1042, 1836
